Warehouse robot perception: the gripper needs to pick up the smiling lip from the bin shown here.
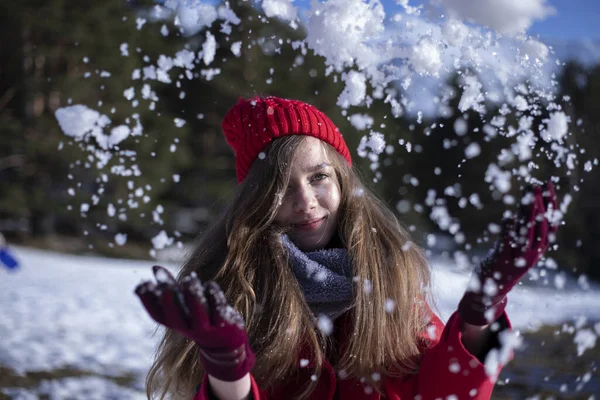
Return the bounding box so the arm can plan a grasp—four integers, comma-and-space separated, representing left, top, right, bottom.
294, 217, 326, 231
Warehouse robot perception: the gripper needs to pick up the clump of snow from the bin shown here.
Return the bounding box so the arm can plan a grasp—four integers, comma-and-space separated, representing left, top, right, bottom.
262, 0, 297, 22
151, 230, 174, 250
120, 43, 129, 56
396, 199, 411, 214
453, 118, 468, 136
105, 125, 131, 148
542, 111, 569, 142
305, 0, 385, 71
177, 3, 218, 36
484, 329, 522, 379
173, 49, 195, 70
115, 233, 128, 246
136, 18, 146, 30
123, 87, 135, 100
349, 114, 374, 130
465, 142, 481, 159
430, 205, 453, 231
217, 3, 241, 25
55, 105, 131, 150
458, 75, 485, 113
384, 298, 395, 313
512, 95, 529, 111
357, 131, 386, 156
409, 38, 442, 76
201, 32, 217, 66
513, 131, 534, 161
317, 314, 333, 335
55, 105, 108, 140
338, 71, 367, 108
573, 329, 597, 356
485, 163, 512, 193
448, 361, 461, 373
231, 41, 242, 57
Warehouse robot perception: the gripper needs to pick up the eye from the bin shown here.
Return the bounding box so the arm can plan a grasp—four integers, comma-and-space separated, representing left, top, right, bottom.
312, 173, 329, 182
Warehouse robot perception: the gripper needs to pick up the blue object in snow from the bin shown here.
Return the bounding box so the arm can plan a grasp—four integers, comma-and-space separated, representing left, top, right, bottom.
0, 246, 19, 270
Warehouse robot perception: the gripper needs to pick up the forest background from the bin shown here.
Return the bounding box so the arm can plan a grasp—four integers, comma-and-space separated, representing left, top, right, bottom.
0, 0, 598, 285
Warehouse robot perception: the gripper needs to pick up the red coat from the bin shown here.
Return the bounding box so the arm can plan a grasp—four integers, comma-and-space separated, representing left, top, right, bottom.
194, 311, 511, 400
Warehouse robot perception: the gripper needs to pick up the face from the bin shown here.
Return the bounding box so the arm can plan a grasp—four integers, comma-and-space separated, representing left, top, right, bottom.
274, 137, 341, 252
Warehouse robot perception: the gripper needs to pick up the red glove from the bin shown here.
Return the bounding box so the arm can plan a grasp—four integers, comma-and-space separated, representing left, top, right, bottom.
135, 266, 255, 382
458, 182, 559, 326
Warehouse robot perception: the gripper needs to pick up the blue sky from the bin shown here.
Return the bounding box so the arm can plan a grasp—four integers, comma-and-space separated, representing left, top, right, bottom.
527, 0, 600, 40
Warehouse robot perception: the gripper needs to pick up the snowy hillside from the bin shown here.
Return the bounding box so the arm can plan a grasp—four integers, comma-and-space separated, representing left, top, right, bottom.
1, 246, 599, 398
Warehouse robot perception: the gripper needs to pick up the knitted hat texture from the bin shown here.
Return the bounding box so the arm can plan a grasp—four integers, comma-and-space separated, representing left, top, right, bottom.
222, 96, 352, 182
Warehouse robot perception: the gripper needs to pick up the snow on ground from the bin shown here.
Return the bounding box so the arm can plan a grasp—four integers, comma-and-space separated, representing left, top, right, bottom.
0, 247, 164, 399
2, 376, 146, 400
431, 260, 600, 330
1, 245, 599, 398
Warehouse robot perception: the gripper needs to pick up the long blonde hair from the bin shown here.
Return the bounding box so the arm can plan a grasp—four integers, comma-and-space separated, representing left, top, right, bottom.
145, 135, 433, 399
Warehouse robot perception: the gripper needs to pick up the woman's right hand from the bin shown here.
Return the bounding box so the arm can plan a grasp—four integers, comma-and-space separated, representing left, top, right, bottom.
135, 265, 255, 382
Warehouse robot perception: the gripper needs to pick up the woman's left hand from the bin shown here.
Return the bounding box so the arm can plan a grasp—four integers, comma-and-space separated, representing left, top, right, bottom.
458, 181, 560, 326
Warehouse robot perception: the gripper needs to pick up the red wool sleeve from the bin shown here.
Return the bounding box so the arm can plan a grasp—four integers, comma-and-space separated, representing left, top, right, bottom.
386, 310, 513, 400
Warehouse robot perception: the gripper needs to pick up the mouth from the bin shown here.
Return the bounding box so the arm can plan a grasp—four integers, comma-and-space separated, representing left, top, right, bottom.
293, 217, 326, 231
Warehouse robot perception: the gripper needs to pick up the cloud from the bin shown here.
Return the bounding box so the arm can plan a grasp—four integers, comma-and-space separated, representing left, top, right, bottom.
436, 0, 555, 35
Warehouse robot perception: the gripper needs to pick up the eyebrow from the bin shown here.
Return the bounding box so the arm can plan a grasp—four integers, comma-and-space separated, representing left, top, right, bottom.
305, 162, 332, 173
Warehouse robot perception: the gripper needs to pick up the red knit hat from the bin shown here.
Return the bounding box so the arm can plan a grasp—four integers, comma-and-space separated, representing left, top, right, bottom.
222, 96, 352, 182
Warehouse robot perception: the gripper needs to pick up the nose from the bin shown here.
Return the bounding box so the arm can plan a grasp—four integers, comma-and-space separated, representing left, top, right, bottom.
293, 184, 317, 213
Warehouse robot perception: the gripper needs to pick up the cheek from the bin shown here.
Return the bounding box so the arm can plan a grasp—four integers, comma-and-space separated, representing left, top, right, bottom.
330, 188, 341, 210
316, 183, 341, 209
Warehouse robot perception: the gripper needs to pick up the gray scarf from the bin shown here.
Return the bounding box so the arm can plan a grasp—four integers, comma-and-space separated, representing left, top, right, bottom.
281, 235, 354, 320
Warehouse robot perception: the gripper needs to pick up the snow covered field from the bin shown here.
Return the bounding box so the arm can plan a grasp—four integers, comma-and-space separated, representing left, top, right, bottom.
1, 245, 599, 399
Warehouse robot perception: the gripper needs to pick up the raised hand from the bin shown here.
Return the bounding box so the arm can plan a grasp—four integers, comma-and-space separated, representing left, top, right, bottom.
135, 265, 255, 381
458, 182, 559, 326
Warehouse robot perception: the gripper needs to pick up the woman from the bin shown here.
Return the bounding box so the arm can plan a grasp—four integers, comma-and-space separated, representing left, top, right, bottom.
135, 96, 558, 400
